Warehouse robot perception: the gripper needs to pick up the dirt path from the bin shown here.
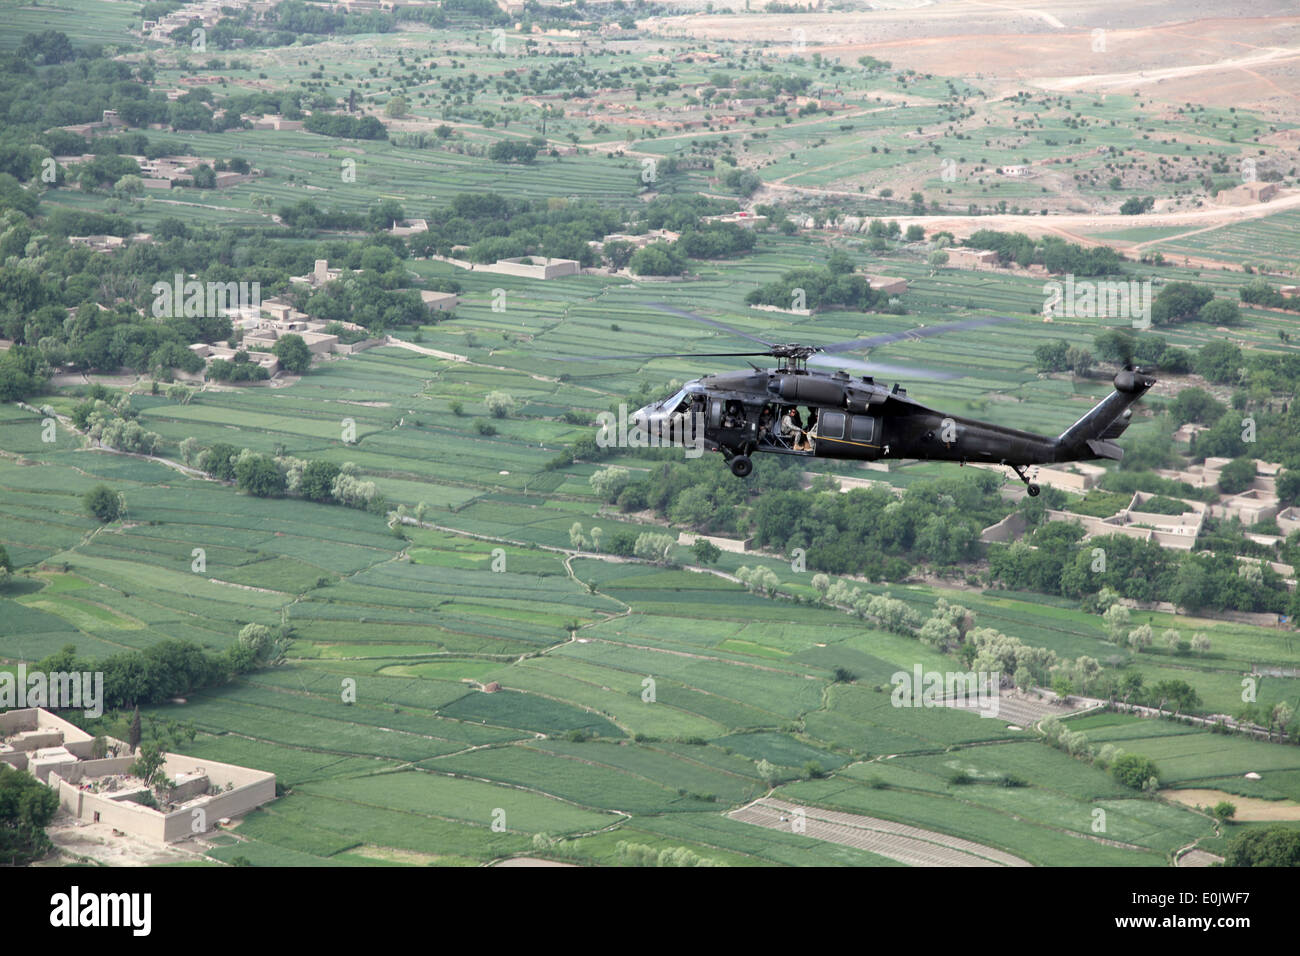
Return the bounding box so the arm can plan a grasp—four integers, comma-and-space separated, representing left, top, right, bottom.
731, 796, 1032, 867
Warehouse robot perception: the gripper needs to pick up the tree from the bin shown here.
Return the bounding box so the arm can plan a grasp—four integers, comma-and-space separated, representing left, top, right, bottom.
1212, 801, 1237, 824
736, 565, 781, 596
488, 140, 537, 164
589, 466, 631, 502
385, 94, 409, 118
629, 241, 687, 276
691, 538, 721, 565
1190, 632, 1211, 655
1111, 753, 1159, 790
130, 743, 170, 795
634, 532, 676, 564
0, 764, 59, 865
1278, 469, 1300, 507
1271, 702, 1295, 738
1225, 826, 1300, 866
272, 333, 312, 374
235, 454, 286, 498
1034, 340, 1070, 373
299, 460, 341, 502
83, 484, 122, 523
1051, 675, 1074, 701
1065, 345, 1093, 376
114, 174, 144, 198
485, 391, 515, 418
199, 442, 240, 480
235, 622, 288, 667
1102, 603, 1131, 641
1218, 457, 1256, 495
569, 521, 586, 550
1195, 340, 1243, 384
0, 345, 49, 402
128, 705, 141, 752
1169, 387, 1224, 426
1199, 298, 1241, 327
1127, 623, 1153, 652
1152, 281, 1213, 325
1093, 328, 1135, 364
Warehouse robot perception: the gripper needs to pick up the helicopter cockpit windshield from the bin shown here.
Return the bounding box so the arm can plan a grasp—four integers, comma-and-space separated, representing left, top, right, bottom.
631, 386, 697, 443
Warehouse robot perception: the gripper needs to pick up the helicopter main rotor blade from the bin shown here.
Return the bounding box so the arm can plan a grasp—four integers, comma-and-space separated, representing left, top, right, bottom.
648, 304, 777, 348
815, 315, 1019, 354
554, 350, 776, 362
807, 354, 959, 381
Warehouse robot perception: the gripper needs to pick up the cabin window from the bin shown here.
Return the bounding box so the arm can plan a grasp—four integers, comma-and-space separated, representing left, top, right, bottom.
850, 415, 875, 443
820, 411, 846, 439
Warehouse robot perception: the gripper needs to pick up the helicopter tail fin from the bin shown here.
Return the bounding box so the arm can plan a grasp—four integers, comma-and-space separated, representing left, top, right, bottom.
1056, 368, 1156, 462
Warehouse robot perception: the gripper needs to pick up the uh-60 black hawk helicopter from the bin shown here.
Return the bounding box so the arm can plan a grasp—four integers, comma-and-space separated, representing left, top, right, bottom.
606, 308, 1155, 495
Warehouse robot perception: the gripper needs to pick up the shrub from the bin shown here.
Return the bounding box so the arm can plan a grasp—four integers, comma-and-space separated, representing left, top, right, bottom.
83, 484, 122, 522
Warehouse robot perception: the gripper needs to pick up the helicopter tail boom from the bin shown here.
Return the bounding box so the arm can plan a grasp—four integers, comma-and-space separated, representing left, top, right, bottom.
1054, 368, 1157, 463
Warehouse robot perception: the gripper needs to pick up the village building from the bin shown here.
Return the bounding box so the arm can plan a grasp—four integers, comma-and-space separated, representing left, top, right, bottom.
702, 211, 767, 229
187, 342, 280, 374
864, 274, 908, 296
390, 218, 429, 236
67, 234, 153, 252
592, 228, 680, 251
244, 114, 305, 131
291, 259, 344, 289
419, 290, 459, 311
945, 248, 1001, 270
1, 709, 274, 845
1041, 491, 1207, 551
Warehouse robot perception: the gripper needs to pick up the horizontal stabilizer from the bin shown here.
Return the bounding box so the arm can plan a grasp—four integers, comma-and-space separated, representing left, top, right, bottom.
1086, 438, 1124, 460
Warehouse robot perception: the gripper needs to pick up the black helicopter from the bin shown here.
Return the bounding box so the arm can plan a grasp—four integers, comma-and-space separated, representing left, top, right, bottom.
610, 309, 1155, 494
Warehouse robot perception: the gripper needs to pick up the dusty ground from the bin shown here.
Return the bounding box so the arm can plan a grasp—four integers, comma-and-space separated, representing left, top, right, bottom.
39, 818, 212, 867
358, 0, 1300, 141
1164, 788, 1300, 821
645, 1, 1300, 118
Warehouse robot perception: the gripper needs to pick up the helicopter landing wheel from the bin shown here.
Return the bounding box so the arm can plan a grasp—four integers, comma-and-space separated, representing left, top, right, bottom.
1026, 483, 1040, 497
730, 456, 753, 478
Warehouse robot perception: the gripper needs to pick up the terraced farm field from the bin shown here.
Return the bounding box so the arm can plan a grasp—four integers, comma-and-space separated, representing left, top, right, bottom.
6, 415, 1290, 867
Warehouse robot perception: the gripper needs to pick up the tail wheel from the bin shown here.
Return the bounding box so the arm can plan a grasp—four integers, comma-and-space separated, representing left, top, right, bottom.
730, 456, 753, 478
1026, 483, 1040, 497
